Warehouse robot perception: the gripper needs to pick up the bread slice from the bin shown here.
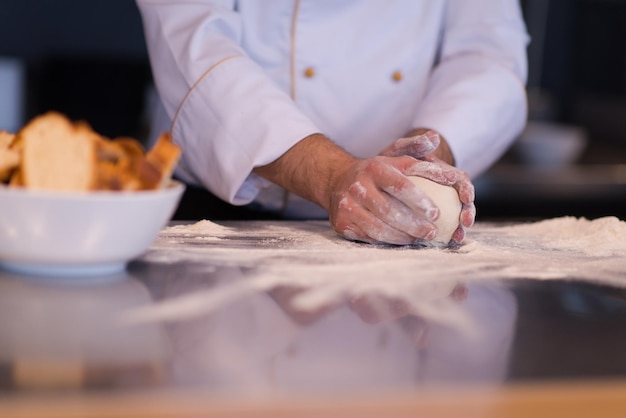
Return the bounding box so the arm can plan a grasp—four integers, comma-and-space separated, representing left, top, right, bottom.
8, 167, 23, 186
20, 112, 98, 191
0, 130, 14, 149
95, 137, 140, 191
115, 137, 162, 190
146, 132, 181, 189
7, 112, 181, 191
0, 130, 19, 182
0, 151, 19, 182
95, 136, 163, 191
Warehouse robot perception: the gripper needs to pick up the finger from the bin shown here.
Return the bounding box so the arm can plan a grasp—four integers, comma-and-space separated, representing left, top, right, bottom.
450, 225, 466, 244
360, 186, 438, 239
347, 176, 438, 240
404, 157, 475, 205
403, 157, 455, 183
340, 214, 419, 245
452, 201, 477, 243
451, 172, 475, 206
331, 177, 417, 244
400, 157, 476, 239
335, 195, 421, 244
379, 130, 440, 158
366, 158, 441, 221
460, 202, 476, 228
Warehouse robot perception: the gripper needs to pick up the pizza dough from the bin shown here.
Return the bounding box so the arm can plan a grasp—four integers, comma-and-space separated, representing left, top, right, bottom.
408, 176, 462, 246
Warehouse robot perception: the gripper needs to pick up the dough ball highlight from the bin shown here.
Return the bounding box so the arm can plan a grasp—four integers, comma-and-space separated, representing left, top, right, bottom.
408, 176, 462, 246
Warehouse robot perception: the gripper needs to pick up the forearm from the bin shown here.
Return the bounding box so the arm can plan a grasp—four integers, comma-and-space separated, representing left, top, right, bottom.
253, 134, 355, 211
254, 129, 456, 210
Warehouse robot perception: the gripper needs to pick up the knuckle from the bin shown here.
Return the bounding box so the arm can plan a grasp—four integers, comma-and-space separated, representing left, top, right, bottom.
363, 159, 385, 177
377, 202, 392, 218
331, 216, 350, 234
347, 181, 367, 199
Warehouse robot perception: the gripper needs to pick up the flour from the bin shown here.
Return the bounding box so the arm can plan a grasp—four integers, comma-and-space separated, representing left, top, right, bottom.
126, 217, 626, 323
166, 220, 233, 235
506, 216, 626, 257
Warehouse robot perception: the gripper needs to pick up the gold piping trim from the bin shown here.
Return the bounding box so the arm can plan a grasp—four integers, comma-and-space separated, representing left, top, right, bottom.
281, 0, 302, 214
169, 54, 242, 133
289, 0, 301, 100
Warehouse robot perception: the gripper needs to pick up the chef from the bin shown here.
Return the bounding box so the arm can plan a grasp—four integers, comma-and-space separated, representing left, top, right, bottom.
136, 1, 529, 245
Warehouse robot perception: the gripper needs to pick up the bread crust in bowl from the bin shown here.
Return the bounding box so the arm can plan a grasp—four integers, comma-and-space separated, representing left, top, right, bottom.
2, 112, 181, 192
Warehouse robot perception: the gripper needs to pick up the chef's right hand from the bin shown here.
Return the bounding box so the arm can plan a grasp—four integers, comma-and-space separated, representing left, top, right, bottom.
378, 130, 475, 245
254, 134, 442, 245
327, 154, 441, 245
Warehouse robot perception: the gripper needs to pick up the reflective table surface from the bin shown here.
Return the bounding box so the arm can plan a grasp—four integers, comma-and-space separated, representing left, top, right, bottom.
1, 220, 626, 417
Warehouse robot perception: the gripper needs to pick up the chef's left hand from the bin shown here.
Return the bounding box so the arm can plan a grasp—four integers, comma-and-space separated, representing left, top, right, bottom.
379, 130, 476, 244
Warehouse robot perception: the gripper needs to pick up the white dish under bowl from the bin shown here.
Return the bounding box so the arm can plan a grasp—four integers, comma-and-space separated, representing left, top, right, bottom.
0, 181, 184, 278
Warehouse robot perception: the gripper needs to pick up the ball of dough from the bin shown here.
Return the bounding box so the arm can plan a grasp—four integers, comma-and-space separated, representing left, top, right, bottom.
408, 176, 462, 246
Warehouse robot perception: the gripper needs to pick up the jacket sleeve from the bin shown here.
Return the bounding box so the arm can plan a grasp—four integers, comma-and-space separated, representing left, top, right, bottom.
136, 0, 320, 204
412, 0, 530, 178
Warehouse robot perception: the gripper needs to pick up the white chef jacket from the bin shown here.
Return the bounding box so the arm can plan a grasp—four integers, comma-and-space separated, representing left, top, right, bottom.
137, 0, 529, 217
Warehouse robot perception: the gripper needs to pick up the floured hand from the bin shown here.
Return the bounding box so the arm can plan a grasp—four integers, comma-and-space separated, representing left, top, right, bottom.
254, 133, 473, 246
379, 130, 475, 245
403, 156, 475, 244
328, 155, 443, 245
378, 130, 440, 159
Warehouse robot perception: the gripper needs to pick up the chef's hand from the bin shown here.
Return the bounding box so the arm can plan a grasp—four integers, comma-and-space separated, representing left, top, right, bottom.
379, 130, 475, 244
327, 154, 444, 244
254, 133, 470, 245
420, 154, 475, 243
378, 130, 440, 159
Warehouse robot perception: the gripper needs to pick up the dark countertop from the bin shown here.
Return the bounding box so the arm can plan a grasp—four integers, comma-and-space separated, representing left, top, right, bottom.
1, 219, 626, 416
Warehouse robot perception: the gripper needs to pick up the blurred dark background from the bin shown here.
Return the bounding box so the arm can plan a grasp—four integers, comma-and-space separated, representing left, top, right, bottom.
0, 0, 625, 220
524, 0, 626, 162
0, 0, 150, 139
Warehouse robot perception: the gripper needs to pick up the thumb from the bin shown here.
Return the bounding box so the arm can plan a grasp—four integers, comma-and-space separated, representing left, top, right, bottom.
379, 130, 440, 158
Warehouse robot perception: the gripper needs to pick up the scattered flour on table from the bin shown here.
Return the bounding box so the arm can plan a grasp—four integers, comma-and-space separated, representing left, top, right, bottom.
505, 216, 626, 257
166, 220, 234, 235
126, 217, 626, 324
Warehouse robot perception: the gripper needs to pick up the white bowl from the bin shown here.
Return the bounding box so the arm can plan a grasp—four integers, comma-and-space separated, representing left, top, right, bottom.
0, 181, 184, 277
513, 121, 587, 168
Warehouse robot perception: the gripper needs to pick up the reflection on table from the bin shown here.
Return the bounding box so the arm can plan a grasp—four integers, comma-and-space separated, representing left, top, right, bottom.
1, 220, 626, 417
0, 272, 168, 390
0, 262, 516, 394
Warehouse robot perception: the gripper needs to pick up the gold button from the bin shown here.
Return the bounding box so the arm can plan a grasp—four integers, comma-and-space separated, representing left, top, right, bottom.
392, 71, 403, 82
304, 67, 315, 78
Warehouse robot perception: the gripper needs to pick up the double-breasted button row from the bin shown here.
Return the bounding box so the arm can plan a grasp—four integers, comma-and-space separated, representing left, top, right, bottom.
302, 67, 404, 82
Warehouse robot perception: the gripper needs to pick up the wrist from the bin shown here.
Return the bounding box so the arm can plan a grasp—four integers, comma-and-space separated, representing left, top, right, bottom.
253, 134, 356, 210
